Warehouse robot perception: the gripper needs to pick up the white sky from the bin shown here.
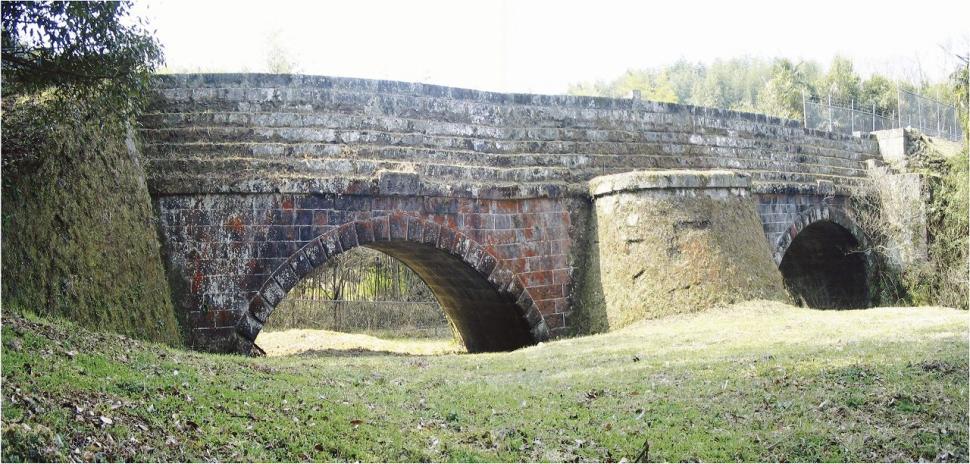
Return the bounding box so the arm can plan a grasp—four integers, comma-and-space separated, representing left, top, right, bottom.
135, 0, 970, 94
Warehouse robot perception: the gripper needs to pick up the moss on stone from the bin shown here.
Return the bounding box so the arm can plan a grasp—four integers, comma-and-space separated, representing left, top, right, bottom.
574, 175, 786, 333
1, 95, 182, 346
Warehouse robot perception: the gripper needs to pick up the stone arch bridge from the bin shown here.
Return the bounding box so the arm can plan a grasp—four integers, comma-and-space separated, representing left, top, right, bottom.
142, 74, 881, 354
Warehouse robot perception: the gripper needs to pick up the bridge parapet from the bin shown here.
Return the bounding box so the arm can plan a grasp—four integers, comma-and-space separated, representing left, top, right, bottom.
142, 73, 879, 199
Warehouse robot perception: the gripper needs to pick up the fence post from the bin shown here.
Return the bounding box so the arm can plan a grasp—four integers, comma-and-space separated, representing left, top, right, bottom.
850, 99, 855, 133
917, 95, 923, 134
896, 88, 903, 129
828, 94, 833, 132
872, 104, 876, 132
937, 103, 942, 138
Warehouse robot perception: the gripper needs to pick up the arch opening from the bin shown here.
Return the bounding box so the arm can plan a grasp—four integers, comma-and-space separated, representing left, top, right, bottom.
240, 216, 542, 355
365, 240, 534, 352
257, 247, 460, 355
779, 220, 869, 309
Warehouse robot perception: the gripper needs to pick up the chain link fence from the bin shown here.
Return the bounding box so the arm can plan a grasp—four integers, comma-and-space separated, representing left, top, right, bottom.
264, 299, 451, 337
804, 90, 962, 141
804, 98, 897, 134
897, 89, 962, 140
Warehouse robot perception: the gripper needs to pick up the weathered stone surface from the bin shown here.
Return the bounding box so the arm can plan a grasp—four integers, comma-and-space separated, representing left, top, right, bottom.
142, 73, 878, 199
578, 170, 786, 331
589, 170, 751, 197
377, 170, 421, 196
157, 193, 576, 352
144, 74, 879, 354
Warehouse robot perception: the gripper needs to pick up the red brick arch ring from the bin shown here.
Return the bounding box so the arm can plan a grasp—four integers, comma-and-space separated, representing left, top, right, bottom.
234, 212, 551, 355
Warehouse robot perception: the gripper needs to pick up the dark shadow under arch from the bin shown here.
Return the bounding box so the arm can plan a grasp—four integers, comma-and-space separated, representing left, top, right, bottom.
235, 213, 547, 355
778, 218, 870, 309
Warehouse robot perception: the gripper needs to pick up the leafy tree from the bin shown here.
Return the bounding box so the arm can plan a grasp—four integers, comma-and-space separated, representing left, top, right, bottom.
665, 60, 705, 104
817, 55, 861, 104
570, 54, 959, 136
1, 1, 163, 115
859, 75, 897, 115
632, 70, 678, 103
951, 55, 969, 139
757, 59, 813, 119
568, 69, 678, 103
265, 29, 300, 74
566, 80, 610, 97
688, 57, 771, 112
569, 57, 773, 109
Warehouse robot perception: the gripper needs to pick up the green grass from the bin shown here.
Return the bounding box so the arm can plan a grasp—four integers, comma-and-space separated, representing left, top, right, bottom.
2, 301, 967, 462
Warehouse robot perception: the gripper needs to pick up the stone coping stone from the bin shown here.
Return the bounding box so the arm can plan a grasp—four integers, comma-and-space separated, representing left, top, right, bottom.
589, 170, 751, 198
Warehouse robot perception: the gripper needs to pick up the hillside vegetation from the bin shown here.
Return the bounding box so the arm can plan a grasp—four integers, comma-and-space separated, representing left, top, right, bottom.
3, 301, 967, 462
1, 1, 181, 345
568, 56, 963, 123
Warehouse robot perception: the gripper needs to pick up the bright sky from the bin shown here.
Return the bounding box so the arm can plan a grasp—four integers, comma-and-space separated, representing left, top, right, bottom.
135, 0, 970, 94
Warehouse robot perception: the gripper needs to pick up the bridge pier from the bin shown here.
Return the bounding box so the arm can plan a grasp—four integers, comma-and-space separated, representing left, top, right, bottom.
576, 170, 786, 331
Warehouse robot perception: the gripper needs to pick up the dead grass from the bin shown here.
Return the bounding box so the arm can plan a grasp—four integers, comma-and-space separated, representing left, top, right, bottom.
256, 329, 461, 356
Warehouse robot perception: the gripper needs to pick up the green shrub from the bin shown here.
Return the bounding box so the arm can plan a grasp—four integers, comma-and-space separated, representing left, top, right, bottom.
921, 147, 969, 309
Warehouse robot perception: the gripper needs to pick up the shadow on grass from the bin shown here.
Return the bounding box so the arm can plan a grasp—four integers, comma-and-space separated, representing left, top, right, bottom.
291, 347, 457, 358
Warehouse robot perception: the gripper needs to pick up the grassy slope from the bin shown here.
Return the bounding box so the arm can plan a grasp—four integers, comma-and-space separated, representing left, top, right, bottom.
2, 301, 967, 462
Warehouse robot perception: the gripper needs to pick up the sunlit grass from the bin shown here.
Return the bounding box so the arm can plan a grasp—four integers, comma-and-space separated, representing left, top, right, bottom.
2, 301, 967, 462
257, 328, 462, 356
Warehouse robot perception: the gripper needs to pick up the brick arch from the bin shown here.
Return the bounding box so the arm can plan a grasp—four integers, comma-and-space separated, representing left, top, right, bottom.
233, 212, 550, 355
772, 205, 873, 308
771, 205, 870, 266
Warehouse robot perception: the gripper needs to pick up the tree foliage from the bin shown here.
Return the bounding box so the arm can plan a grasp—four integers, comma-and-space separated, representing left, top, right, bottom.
1, 1, 163, 115
567, 68, 678, 103
860, 75, 897, 114
264, 29, 300, 74
950, 53, 969, 141
757, 59, 815, 119
568, 55, 960, 122
818, 55, 862, 104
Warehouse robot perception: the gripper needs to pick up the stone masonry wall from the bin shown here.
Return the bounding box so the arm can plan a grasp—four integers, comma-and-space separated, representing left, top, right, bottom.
756, 191, 858, 264
142, 73, 879, 198
158, 192, 580, 351
143, 74, 882, 353
579, 171, 786, 332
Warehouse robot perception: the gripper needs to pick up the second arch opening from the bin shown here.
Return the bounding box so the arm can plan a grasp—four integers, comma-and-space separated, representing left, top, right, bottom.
779, 220, 870, 309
